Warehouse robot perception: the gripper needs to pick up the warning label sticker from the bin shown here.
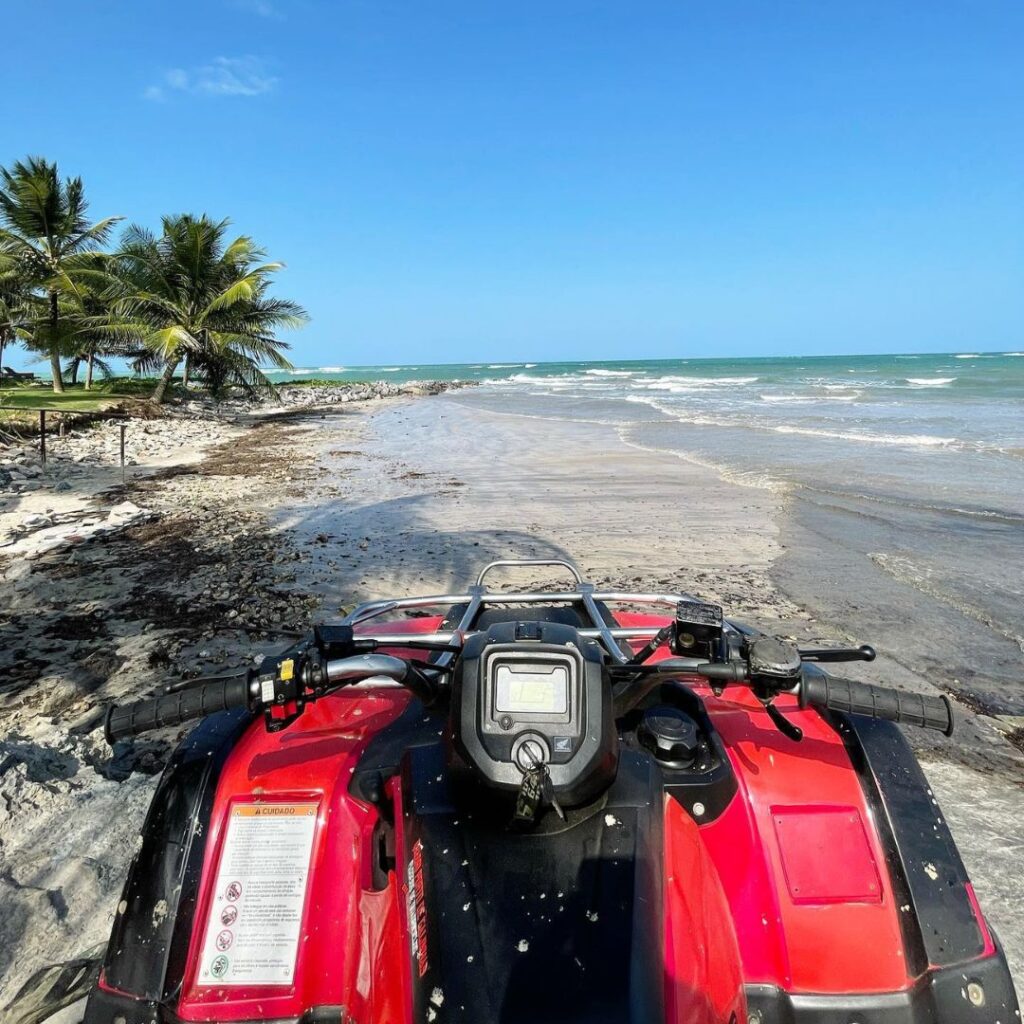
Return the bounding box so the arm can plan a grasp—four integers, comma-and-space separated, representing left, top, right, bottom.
197, 801, 318, 987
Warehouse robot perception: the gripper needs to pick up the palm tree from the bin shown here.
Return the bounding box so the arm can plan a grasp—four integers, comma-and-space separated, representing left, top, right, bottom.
0, 157, 121, 392
0, 256, 32, 385
66, 291, 136, 389
107, 215, 304, 403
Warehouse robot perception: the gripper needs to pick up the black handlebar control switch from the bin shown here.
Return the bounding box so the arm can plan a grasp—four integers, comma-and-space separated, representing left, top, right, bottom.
638, 706, 700, 768
748, 637, 802, 683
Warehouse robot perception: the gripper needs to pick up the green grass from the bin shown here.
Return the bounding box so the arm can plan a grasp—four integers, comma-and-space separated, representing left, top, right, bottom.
0, 378, 157, 423
0, 390, 123, 412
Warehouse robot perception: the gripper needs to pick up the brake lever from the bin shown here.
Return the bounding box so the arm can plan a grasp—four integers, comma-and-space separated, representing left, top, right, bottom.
798, 644, 875, 664
764, 700, 803, 742
163, 669, 251, 695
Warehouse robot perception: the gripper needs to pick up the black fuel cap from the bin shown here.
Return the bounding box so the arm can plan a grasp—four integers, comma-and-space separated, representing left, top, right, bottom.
638, 706, 700, 767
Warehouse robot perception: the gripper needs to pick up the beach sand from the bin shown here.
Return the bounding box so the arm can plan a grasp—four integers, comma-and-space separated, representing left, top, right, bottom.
1, 393, 1020, 1010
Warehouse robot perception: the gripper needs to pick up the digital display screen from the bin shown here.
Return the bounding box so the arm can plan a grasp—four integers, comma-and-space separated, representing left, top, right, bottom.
494, 663, 569, 715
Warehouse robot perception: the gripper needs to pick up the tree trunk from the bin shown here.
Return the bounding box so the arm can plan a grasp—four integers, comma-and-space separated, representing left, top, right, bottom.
49, 348, 64, 393
69, 357, 80, 386
182, 353, 191, 390
85, 351, 95, 390
49, 291, 64, 393
0, 336, 5, 388
151, 358, 180, 404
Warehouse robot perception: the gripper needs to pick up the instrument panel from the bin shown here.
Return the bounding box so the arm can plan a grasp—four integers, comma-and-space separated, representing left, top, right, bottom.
453, 619, 617, 807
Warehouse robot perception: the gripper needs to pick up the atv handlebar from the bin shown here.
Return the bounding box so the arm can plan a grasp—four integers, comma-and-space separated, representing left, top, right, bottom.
104, 653, 441, 744
103, 635, 955, 744
800, 674, 954, 736
104, 675, 256, 743
648, 657, 955, 735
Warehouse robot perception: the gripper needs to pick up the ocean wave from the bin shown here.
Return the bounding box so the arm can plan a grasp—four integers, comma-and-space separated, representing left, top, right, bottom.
955, 353, 979, 359
319, 366, 346, 372
488, 363, 521, 369
768, 425, 957, 447
761, 392, 860, 403
378, 367, 402, 372
807, 376, 956, 392
1005, 352, 1023, 357
637, 383, 708, 394
625, 395, 959, 449
524, 363, 537, 368
639, 374, 759, 390
586, 369, 633, 377
616, 430, 792, 494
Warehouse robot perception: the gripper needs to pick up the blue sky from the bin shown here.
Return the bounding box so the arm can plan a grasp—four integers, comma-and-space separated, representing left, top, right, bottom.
3, 1, 1022, 366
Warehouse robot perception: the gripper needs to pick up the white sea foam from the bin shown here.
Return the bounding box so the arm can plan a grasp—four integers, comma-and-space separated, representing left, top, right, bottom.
955, 353, 979, 359
615, 429, 792, 494
906, 377, 955, 387
524, 363, 537, 368
624, 395, 959, 449
585, 369, 633, 377
762, 392, 860, 403
640, 374, 758, 390
319, 366, 346, 372
378, 367, 402, 372
767, 425, 957, 447
488, 363, 521, 369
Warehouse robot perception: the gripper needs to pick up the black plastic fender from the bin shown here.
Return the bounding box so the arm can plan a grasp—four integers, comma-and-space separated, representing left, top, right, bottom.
84, 708, 252, 1022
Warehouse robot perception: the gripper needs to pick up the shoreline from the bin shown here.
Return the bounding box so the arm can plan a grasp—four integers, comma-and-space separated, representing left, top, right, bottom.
0, 389, 1020, 1008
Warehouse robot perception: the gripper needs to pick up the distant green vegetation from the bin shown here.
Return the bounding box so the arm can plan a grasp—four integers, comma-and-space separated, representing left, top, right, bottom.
0, 156, 308, 405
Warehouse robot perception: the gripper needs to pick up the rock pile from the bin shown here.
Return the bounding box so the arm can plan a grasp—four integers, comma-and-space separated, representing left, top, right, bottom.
272, 378, 473, 408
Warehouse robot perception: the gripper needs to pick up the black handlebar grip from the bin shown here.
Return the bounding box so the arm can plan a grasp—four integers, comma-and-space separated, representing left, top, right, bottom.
800, 675, 954, 736
104, 675, 253, 744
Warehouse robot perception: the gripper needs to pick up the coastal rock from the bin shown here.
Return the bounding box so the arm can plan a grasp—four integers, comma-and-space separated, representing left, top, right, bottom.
271, 379, 474, 409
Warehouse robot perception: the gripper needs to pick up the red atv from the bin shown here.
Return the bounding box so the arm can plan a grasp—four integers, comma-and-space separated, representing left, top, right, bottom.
39, 561, 1023, 1022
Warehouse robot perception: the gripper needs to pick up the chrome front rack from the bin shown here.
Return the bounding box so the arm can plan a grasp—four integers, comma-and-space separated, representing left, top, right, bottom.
340, 558, 718, 665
